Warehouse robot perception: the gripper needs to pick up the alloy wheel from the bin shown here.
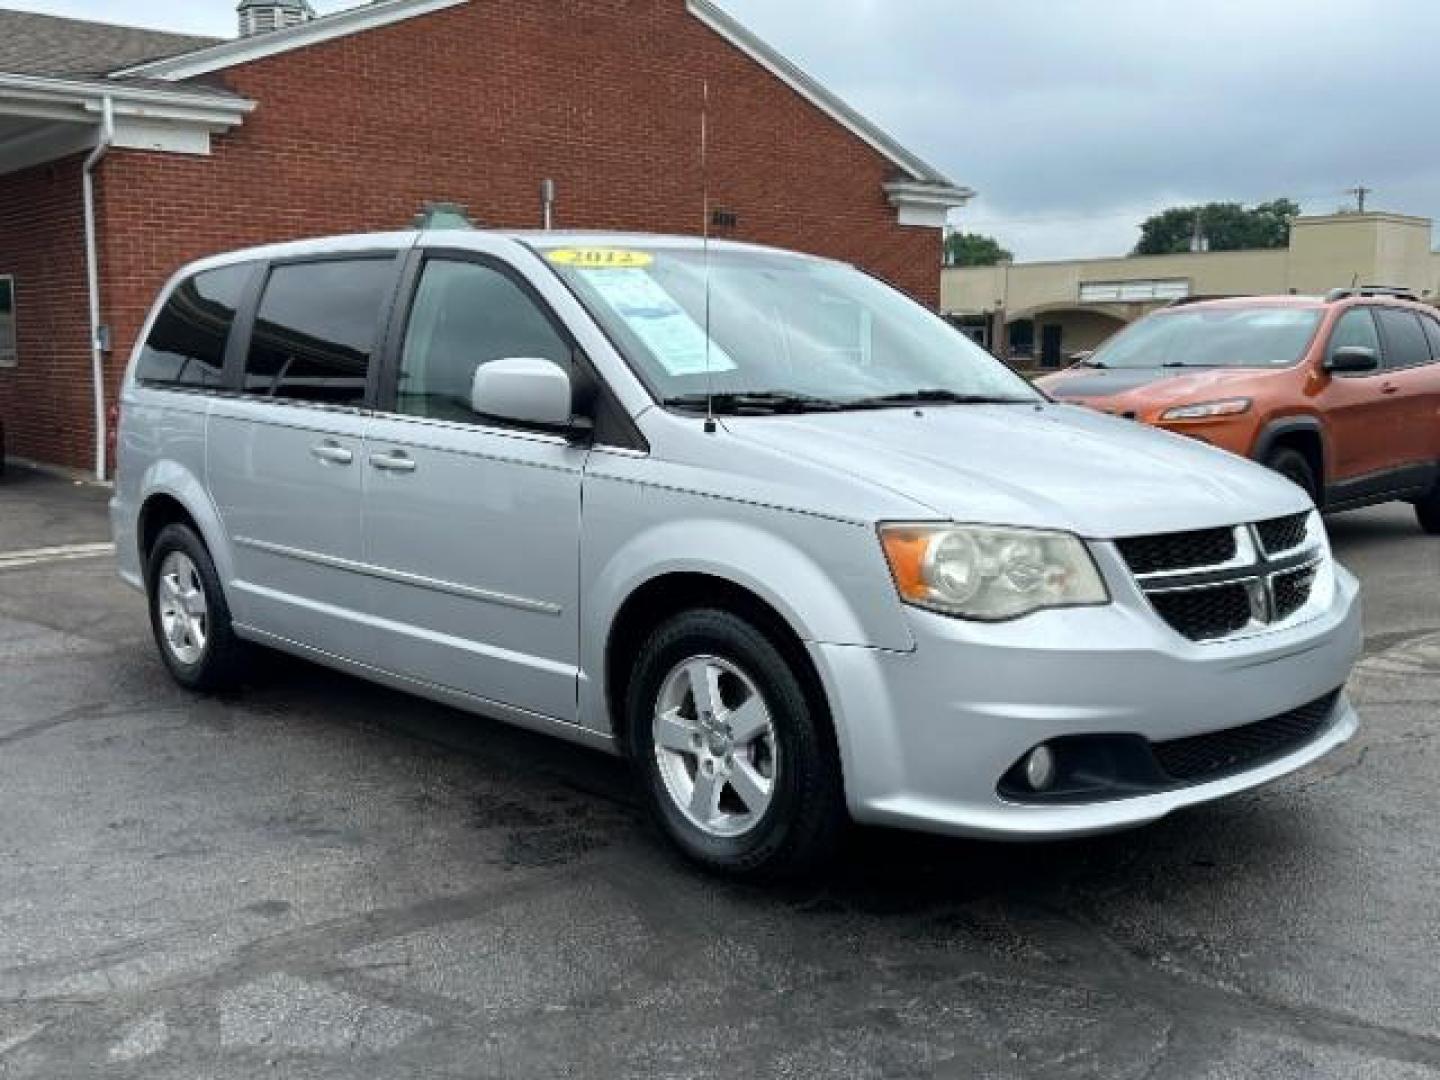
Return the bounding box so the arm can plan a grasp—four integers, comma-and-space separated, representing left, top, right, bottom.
652, 655, 779, 838
156, 550, 209, 666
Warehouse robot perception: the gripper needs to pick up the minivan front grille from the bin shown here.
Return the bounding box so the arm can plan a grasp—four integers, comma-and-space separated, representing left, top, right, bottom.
1117, 514, 1324, 643
1256, 512, 1310, 556
1115, 527, 1236, 575
1272, 564, 1318, 621
1148, 583, 1252, 642
1152, 690, 1341, 783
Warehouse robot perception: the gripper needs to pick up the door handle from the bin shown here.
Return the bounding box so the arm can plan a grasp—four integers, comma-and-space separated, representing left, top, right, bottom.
370, 451, 417, 474
310, 440, 354, 466
1381, 383, 1399, 395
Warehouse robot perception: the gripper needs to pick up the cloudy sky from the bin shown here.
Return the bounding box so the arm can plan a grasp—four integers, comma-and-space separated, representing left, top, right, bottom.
9, 0, 1440, 259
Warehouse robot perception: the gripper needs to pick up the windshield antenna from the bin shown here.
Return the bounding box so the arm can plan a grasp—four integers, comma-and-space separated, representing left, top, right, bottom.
701, 78, 717, 434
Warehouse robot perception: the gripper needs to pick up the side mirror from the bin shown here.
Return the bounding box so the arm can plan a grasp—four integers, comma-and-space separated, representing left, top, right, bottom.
471, 358, 577, 430
1069, 350, 1094, 363
1324, 345, 1380, 374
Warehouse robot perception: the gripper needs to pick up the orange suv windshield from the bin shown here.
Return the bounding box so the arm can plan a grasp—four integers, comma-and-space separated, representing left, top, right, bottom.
1089, 308, 1323, 369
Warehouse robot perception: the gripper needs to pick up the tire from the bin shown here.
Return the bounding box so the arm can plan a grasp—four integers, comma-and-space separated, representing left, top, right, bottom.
625, 608, 846, 880
146, 523, 247, 692
1265, 447, 1319, 504
1417, 487, 1440, 535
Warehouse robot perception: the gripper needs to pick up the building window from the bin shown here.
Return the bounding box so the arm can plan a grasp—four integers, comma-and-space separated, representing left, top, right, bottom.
1079, 279, 1191, 304
0, 276, 15, 366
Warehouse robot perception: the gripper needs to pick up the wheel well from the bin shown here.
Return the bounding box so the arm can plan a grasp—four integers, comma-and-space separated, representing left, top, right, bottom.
138, 494, 201, 569
605, 573, 836, 754
1264, 428, 1325, 489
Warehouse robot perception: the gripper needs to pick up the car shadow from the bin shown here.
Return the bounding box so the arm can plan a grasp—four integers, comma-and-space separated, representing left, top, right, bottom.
238, 646, 1302, 917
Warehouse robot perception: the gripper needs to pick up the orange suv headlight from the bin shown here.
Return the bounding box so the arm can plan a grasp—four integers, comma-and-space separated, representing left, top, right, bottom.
1160, 398, 1252, 421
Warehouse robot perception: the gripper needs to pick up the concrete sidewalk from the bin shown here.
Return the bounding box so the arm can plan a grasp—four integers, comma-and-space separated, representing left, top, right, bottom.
0, 464, 112, 555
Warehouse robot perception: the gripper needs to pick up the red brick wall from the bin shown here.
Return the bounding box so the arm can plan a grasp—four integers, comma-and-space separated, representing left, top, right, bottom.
27, 0, 943, 470
0, 156, 95, 470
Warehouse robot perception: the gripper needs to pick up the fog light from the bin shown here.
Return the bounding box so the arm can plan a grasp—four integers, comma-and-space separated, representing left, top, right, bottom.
1024, 745, 1057, 791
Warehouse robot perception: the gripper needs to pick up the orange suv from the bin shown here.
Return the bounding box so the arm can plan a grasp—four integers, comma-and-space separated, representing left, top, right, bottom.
1036, 289, 1440, 533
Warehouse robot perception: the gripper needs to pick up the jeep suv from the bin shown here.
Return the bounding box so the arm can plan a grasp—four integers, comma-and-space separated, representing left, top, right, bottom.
112, 232, 1361, 877
1036, 291, 1440, 532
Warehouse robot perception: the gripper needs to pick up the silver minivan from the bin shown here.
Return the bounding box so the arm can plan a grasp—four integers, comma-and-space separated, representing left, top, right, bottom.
112, 231, 1362, 876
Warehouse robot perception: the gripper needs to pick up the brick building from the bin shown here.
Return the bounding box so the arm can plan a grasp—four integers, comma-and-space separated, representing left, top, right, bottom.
0, 0, 971, 476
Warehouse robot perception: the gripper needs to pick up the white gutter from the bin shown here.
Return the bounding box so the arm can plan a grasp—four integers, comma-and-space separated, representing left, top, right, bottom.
83, 96, 114, 481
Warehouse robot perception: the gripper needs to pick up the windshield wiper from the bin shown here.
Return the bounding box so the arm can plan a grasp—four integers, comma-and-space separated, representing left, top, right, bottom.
845, 389, 1034, 409
662, 391, 844, 415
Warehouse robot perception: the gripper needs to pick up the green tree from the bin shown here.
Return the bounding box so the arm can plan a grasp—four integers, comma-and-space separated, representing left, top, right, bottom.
1133, 198, 1301, 256
945, 232, 1013, 267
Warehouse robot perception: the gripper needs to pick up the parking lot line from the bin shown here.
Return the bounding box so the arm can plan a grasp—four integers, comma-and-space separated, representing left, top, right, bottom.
0, 542, 116, 571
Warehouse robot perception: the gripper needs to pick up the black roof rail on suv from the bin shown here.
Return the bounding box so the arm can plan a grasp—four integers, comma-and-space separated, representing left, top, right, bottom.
1324, 286, 1421, 302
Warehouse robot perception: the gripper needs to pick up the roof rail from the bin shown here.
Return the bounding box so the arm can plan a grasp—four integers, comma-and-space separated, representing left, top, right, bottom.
1325, 286, 1420, 302
1164, 294, 1244, 308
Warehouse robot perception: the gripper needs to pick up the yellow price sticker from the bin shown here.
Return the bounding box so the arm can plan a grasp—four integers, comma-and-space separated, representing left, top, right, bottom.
546, 248, 654, 270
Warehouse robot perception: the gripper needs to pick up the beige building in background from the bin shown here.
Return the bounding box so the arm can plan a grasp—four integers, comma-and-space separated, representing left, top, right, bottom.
942, 212, 1440, 368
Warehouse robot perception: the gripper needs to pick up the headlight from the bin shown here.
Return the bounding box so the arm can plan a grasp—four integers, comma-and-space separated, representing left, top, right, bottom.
879, 524, 1109, 621
1161, 398, 1251, 421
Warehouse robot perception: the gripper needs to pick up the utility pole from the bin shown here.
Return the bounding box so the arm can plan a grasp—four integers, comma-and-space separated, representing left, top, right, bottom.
1189, 210, 1210, 253
1347, 185, 1372, 213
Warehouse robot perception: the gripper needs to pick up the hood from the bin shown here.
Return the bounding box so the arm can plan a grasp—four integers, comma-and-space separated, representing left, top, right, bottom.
722, 403, 1310, 539
1037, 365, 1260, 404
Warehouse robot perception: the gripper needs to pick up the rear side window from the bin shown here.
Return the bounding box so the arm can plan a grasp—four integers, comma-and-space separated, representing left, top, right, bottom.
1420, 313, 1440, 362
1327, 308, 1381, 366
1375, 309, 1431, 370
243, 259, 395, 406
135, 264, 251, 389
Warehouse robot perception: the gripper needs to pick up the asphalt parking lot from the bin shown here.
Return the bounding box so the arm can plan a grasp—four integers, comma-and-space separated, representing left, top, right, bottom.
0, 465, 1436, 1079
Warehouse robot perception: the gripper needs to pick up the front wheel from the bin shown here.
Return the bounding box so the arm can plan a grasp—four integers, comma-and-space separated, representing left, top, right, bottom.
626, 609, 845, 879
1264, 447, 1319, 504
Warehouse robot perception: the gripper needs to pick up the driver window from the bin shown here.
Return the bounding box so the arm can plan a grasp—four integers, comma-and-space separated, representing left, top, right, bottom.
1327, 308, 1381, 370
397, 259, 571, 422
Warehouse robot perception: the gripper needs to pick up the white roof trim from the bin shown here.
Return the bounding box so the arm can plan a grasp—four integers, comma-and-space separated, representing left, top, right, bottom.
0, 72, 254, 129
112, 0, 471, 81
687, 0, 960, 188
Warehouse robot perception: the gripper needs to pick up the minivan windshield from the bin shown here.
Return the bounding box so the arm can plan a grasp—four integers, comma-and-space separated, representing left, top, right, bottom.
537, 244, 1040, 413
1087, 306, 1323, 370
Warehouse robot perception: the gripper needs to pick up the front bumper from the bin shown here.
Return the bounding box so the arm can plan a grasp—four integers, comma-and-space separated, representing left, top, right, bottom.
811, 562, 1362, 839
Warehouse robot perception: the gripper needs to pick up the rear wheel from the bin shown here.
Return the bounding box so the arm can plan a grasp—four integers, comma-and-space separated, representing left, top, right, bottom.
625, 608, 845, 879
1417, 486, 1440, 534
146, 524, 247, 691
1265, 447, 1319, 504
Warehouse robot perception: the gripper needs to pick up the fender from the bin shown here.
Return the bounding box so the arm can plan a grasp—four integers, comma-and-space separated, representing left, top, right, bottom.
577, 515, 915, 735
1252, 413, 1328, 473
136, 458, 237, 595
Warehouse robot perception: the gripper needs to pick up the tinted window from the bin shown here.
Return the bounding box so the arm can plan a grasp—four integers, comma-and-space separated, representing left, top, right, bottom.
244, 259, 394, 405
1375, 309, 1431, 370
1422, 314, 1440, 362
1327, 308, 1381, 366
135, 264, 251, 388
396, 259, 571, 422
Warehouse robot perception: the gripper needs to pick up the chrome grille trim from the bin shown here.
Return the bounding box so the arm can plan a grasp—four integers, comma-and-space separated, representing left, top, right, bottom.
1115, 513, 1328, 643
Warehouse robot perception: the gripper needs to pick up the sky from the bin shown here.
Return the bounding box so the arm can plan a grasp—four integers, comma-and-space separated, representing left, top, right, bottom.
9, 0, 1440, 261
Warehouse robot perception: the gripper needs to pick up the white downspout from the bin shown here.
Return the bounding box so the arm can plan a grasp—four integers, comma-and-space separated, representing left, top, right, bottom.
83, 96, 115, 481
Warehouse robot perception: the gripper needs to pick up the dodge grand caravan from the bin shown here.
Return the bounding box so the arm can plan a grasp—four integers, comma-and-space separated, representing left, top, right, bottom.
112, 232, 1362, 877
